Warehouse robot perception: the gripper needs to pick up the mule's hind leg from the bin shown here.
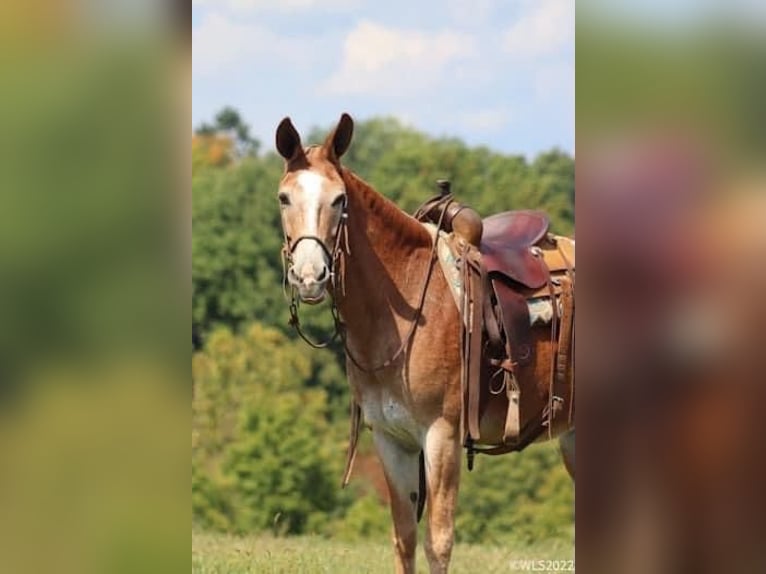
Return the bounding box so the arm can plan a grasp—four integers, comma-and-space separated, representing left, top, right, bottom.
373, 430, 421, 574
423, 418, 461, 574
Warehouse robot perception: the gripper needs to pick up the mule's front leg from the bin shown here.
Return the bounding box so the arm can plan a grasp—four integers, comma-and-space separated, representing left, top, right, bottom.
423, 418, 461, 574
373, 430, 421, 574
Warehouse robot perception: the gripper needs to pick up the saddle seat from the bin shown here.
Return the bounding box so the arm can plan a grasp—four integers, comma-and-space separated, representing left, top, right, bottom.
480, 210, 551, 289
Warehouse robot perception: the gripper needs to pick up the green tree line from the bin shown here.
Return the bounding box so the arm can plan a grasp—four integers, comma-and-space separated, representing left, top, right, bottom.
192, 111, 574, 544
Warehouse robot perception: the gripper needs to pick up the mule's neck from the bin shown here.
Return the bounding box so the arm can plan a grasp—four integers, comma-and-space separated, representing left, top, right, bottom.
334, 169, 433, 352
341, 169, 432, 255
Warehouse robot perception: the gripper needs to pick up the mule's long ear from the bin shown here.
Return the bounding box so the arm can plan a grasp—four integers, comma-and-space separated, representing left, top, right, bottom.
276, 117, 304, 162
324, 113, 354, 163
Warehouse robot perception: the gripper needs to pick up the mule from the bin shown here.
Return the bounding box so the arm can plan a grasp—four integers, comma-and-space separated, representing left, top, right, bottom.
275, 113, 574, 573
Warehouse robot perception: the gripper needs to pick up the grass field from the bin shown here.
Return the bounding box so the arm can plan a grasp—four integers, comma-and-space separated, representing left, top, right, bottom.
192, 530, 574, 574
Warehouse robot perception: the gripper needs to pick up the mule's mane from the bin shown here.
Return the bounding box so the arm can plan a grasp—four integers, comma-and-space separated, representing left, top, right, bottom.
340, 168, 432, 247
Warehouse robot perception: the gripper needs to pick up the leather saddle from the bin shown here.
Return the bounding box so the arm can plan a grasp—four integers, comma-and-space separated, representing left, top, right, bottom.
413, 187, 575, 465
481, 210, 551, 289
473, 210, 575, 462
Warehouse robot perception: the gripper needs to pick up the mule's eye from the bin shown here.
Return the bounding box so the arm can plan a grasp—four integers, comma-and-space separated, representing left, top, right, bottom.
278, 192, 291, 207
331, 193, 347, 208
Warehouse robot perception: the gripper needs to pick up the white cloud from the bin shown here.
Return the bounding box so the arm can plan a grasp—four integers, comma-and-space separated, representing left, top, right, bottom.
503, 0, 574, 60
192, 13, 313, 76
534, 62, 574, 101
446, 0, 496, 27
458, 108, 513, 133
192, 2, 574, 156
192, 0, 359, 13
322, 21, 477, 96
192, 14, 269, 75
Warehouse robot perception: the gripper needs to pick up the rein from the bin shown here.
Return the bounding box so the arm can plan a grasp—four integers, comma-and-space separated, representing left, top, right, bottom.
282, 191, 451, 373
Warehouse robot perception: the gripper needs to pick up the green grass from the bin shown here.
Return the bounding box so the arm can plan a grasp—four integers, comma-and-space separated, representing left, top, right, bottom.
192, 530, 574, 574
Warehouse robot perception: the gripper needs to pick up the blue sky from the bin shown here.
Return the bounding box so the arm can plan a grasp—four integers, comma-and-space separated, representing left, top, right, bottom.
192, 0, 573, 158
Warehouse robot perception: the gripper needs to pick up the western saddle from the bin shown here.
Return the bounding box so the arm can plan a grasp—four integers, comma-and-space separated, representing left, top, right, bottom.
414, 180, 575, 468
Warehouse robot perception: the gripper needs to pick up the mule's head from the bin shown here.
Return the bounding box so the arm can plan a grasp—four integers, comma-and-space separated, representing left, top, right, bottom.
275, 113, 354, 303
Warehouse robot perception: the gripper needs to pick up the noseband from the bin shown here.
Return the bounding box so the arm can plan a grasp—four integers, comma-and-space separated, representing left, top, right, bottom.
287, 235, 335, 266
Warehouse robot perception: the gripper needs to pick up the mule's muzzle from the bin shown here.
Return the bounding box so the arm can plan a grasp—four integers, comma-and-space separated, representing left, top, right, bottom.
288, 265, 330, 304
297, 282, 328, 304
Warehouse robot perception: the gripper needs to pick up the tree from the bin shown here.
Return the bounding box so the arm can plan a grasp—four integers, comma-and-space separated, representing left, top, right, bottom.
192, 133, 233, 171
455, 444, 574, 545
192, 324, 348, 534
211, 106, 261, 158
214, 107, 243, 132
192, 158, 285, 344
192, 107, 261, 173
195, 122, 216, 136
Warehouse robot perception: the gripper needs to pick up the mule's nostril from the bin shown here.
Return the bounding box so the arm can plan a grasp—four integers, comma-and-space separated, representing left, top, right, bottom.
316, 267, 328, 282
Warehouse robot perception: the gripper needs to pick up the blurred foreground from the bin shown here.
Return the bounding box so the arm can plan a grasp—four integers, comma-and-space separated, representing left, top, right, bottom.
578, 2, 766, 572
0, 1, 189, 573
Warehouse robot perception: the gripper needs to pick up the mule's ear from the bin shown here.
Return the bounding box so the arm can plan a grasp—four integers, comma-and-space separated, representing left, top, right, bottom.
324, 113, 354, 162
276, 117, 304, 162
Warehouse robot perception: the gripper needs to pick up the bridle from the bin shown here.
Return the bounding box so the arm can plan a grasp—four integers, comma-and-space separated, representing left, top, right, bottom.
281, 198, 349, 350
280, 178, 450, 373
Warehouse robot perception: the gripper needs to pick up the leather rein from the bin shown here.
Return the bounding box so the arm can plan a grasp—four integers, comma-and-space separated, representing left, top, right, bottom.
282, 195, 450, 374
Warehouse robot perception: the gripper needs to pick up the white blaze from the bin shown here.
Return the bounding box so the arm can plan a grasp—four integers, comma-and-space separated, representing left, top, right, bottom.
291, 170, 329, 281
297, 170, 324, 234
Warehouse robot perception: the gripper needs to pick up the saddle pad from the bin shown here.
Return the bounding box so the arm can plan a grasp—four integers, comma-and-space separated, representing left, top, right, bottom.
528, 297, 561, 325
421, 223, 463, 310
422, 222, 555, 326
